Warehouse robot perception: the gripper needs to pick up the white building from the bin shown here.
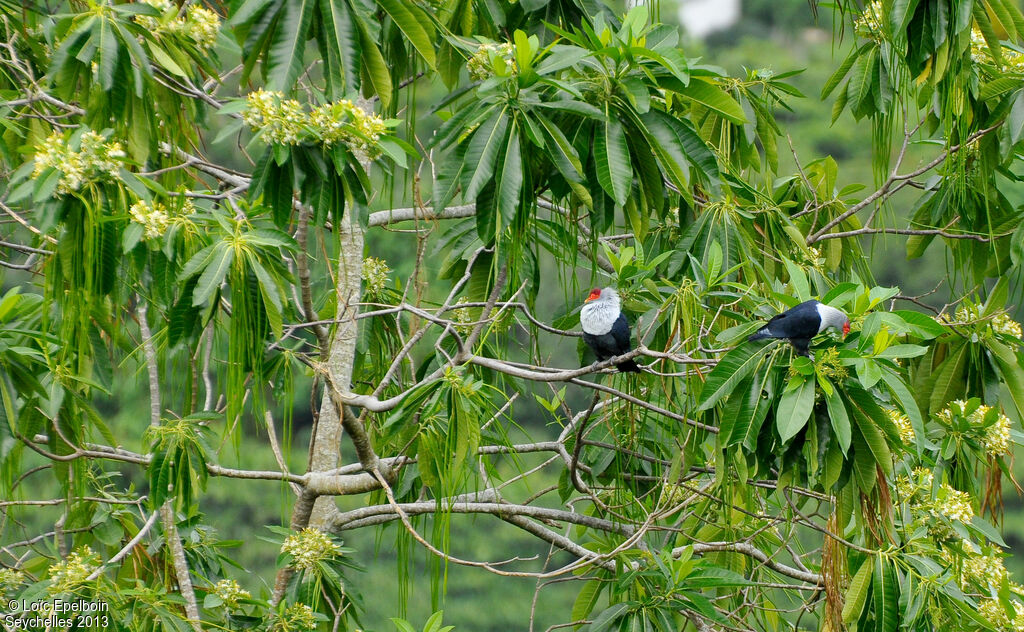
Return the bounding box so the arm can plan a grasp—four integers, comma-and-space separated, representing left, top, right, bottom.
678, 0, 742, 37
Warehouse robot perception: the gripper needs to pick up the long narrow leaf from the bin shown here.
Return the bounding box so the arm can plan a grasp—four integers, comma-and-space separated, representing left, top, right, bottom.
266, 0, 315, 90
463, 109, 509, 200
593, 113, 631, 206
698, 343, 773, 411
376, 0, 437, 68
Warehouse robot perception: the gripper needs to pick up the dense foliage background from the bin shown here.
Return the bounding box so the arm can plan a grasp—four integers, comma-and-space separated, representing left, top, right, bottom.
4, 0, 1024, 630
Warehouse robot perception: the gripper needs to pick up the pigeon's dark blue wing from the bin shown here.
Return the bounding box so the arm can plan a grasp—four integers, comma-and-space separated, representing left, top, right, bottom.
764, 300, 820, 340
610, 313, 632, 354
582, 314, 640, 372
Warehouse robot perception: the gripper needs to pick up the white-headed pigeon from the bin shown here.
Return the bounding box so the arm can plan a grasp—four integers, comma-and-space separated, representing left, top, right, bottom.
747, 299, 850, 356
580, 287, 641, 373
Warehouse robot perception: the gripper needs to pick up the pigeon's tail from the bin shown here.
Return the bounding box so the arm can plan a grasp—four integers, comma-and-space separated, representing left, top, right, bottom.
747, 327, 772, 342
616, 359, 641, 373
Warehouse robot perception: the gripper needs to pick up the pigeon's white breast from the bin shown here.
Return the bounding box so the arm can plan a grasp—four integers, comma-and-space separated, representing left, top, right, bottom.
581, 303, 617, 335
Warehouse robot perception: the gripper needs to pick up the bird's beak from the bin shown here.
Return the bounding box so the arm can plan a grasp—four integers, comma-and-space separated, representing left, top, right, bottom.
584, 296, 595, 303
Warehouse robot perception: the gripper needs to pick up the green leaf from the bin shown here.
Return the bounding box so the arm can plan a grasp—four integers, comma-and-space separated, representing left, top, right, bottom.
192, 245, 235, 306
776, 375, 815, 443
970, 515, 1008, 547
824, 381, 851, 453
148, 41, 188, 78
178, 243, 218, 281
589, 602, 631, 632
463, 109, 509, 200
872, 556, 898, 632
988, 340, 1024, 420
358, 23, 392, 106
782, 258, 810, 301
391, 618, 417, 632
842, 558, 873, 623
534, 112, 584, 182
593, 114, 631, 206
822, 44, 862, 99
687, 566, 754, 587
875, 344, 927, 359
96, 19, 119, 90
423, 611, 446, 632
855, 358, 883, 389
571, 579, 602, 623
535, 44, 590, 75
376, 0, 437, 69
681, 78, 746, 124
846, 388, 893, 477
928, 342, 967, 414
698, 344, 773, 411
880, 368, 925, 455
891, 0, 922, 30
847, 46, 878, 112
319, 0, 361, 97
266, 0, 314, 90
890, 310, 945, 339
228, 0, 276, 27
667, 114, 721, 186
494, 126, 522, 229
637, 110, 689, 192
1009, 90, 1024, 146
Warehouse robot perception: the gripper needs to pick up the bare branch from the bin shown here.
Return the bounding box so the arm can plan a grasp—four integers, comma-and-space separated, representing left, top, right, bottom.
686, 541, 823, 586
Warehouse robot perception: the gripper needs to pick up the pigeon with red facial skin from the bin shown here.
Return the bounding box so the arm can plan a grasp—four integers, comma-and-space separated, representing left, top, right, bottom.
747, 299, 851, 357
580, 287, 641, 373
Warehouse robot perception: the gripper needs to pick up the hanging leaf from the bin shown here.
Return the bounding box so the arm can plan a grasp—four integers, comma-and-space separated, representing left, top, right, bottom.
593, 114, 631, 206
776, 374, 815, 443
266, 0, 315, 91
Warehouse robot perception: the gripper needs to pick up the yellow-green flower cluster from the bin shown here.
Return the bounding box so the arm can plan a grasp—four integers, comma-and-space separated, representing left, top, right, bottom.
47, 546, 98, 594
984, 411, 1013, 457
951, 302, 1022, 338
963, 548, 1008, 588
448, 302, 513, 335
954, 302, 980, 323
271, 603, 319, 632
935, 399, 968, 425
467, 42, 517, 80
970, 28, 1024, 73
309, 101, 387, 159
854, 1, 885, 40
243, 90, 388, 159
0, 568, 24, 595
185, 5, 221, 49
814, 347, 848, 381
129, 200, 171, 239
933, 483, 974, 523
135, 0, 221, 50
893, 467, 933, 500
243, 89, 305, 145
800, 246, 824, 269
212, 578, 250, 609
361, 257, 391, 295
281, 528, 341, 571
993, 312, 1023, 338
938, 401, 1013, 457
979, 598, 1024, 632
886, 408, 915, 444
451, 297, 475, 336
134, 0, 173, 29
33, 130, 126, 194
